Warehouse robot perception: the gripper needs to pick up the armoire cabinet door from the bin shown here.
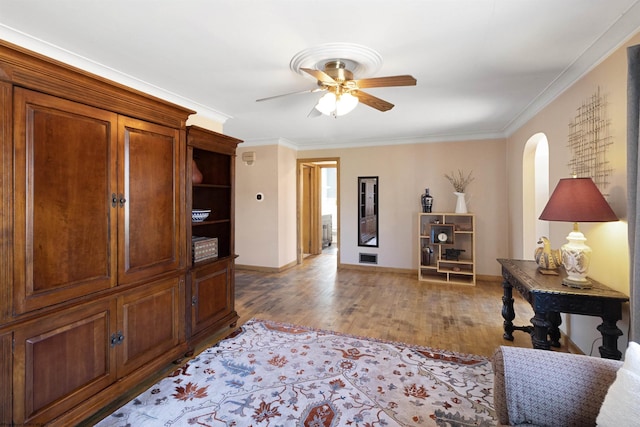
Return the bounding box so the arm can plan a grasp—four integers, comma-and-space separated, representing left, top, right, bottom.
188, 259, 235, 338
0, 331, 12, 425
13, 299, 117, 426
13, 88, 118, 314
118, 117, 184, 284
116, 275, 183, 377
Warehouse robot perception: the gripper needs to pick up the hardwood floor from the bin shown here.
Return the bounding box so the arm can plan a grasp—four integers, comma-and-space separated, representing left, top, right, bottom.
235, 250, 568, 358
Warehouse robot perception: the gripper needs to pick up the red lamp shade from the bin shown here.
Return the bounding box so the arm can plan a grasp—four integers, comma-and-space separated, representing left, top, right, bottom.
538, 177, 618, 223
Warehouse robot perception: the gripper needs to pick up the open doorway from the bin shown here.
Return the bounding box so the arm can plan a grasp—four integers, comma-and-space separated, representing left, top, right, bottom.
297, 158, 339, 264
523, 133, 550, 257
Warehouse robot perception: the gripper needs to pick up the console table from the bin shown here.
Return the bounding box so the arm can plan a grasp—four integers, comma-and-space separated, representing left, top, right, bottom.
497, 258, 629, 360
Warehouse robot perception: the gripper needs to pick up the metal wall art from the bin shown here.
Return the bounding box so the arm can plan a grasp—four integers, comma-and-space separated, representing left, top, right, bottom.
567, 87, 613, 195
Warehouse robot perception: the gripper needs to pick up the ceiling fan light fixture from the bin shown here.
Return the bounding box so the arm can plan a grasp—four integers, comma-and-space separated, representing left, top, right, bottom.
315, 91, 359, 117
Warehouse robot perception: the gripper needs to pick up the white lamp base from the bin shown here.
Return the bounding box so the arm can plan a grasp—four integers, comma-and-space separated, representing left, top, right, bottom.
560, 225, 593, 289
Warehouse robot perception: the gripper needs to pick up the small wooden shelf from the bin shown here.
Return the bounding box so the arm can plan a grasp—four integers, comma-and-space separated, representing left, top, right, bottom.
418, 213, 476, 285
193, 183, 231, 189
192, 219, 231, 226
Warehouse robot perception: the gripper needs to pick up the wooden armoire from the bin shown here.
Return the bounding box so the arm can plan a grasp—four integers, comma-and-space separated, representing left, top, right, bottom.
0, 41, 240, 426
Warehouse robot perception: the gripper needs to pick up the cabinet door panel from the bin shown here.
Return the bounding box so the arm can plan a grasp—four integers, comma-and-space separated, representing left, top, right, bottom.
190, 260, 233, 336
0, 331, 11, 425
117, 275, 183, 377
13, 299, 117, 425
118, 117, 183, 284
13, 88, 118, 314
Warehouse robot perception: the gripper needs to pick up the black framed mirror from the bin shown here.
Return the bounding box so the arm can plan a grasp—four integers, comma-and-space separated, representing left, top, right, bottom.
358, 176, 378, 247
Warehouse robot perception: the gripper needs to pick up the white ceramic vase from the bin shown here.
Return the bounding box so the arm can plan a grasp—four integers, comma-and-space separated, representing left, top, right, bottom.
454, 192, 467, 213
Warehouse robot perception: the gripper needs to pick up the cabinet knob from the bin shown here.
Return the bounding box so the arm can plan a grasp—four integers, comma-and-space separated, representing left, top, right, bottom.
111, 193, 118, 208
118, 194, 127, 207
192, 296, 197, 306
110, 331, 125, 347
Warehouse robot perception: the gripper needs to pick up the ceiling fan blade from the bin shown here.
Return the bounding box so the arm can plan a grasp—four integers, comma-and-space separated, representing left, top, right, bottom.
256, 87, 323, 102
301, 68, 337, 85
354, 75, 417, 89
307, 105, 322, 118
354, 90, 394, 112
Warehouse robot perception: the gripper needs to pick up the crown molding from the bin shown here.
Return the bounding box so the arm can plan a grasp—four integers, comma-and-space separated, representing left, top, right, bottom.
0, 24, 231, 125
504, 1, 640, 136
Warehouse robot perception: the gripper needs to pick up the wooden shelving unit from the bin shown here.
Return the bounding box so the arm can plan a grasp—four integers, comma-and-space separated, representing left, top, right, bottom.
418, 213, 476, 285
185, 126, 242, 350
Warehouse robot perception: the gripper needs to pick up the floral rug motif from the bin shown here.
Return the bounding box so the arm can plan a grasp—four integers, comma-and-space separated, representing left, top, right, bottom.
95, 319, 497, 426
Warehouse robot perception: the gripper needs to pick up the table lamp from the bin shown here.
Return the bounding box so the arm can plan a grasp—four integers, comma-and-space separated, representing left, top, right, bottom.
538, 177, 618, 288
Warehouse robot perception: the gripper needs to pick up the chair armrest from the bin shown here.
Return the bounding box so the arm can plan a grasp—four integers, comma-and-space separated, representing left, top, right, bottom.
492, 346, 621, 426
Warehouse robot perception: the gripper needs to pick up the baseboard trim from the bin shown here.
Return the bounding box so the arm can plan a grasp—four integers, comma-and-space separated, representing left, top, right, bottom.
338, 263, 414, 275
477, 274, 502, 282
236, 260, 297, 273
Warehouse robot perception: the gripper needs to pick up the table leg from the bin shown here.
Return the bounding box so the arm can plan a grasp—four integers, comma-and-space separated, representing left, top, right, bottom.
501, 279, 515, 341
530, 311, 551, 350
597, 318, 623, 360
547, 312, 562, 348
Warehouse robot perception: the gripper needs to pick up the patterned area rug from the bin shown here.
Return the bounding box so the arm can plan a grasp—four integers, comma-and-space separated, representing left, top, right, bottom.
95, 319, 497, 426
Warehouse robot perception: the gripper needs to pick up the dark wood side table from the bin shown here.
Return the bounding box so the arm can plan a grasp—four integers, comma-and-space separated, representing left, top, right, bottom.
497, 258, 629, 360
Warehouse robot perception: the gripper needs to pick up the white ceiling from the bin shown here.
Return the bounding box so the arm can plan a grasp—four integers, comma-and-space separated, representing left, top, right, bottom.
2, 0, 640, 149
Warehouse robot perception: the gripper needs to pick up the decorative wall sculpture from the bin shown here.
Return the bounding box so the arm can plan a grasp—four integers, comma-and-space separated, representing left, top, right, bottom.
567, 87, 613, 195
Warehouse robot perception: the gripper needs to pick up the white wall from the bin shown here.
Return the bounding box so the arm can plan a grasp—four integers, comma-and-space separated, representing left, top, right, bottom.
235, 145, 281, 268
235, 144, 298, 269
276, 145, 298, 267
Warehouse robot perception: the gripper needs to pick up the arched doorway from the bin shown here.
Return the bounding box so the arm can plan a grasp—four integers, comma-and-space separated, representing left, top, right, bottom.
522, 133, 550, 257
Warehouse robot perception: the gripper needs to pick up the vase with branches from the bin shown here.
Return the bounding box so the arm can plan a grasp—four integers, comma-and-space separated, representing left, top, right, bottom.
444, 170, 474, 213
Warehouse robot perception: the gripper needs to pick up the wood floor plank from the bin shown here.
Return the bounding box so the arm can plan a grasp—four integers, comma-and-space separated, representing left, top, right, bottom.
235, 251, 571, 357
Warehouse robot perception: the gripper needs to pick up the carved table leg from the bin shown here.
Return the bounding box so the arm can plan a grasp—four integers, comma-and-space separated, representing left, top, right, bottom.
501, 279, 515, 341
597, 318, 623, 360
547, 311, 562, 348
530, 311, 551, 350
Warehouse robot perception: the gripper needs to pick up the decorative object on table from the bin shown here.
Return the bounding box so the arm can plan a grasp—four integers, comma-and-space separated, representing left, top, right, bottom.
444, 248, 465, 261
191, 159, 203, 184
191, 209, 211, 223
420, 187, 433, 212
444, 170, 474, 213
538, 177, 618, 288
95, 318, 497, 427
534, 236, 562, 273
430, 224, 454, 245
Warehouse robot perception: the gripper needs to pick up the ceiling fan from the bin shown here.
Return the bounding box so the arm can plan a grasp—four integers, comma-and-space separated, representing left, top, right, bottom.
256, 60, 417, 117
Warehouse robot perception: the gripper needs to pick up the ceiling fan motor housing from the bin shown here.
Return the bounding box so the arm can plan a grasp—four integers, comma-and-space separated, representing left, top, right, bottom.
323, 60, 353, 82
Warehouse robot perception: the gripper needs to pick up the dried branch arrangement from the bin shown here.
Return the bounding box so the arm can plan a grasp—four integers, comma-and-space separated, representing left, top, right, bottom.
444, 170, 474, 193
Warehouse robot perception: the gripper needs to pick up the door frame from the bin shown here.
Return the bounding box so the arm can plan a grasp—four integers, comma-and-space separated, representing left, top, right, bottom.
296, 158, 340, 265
